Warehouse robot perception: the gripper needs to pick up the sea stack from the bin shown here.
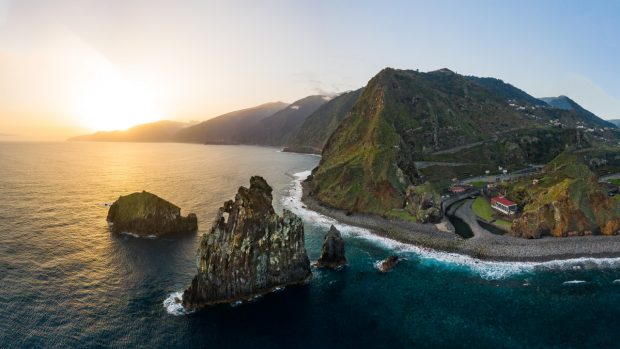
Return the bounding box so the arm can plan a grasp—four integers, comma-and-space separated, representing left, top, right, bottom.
182, 176, 311, 310
316, 225, 347, 269
106, 191, 197, 237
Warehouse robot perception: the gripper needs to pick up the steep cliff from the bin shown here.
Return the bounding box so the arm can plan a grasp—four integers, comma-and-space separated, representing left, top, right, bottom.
182, 176, 311, 309
106, 191, 197, 237
510, 153, 620, 238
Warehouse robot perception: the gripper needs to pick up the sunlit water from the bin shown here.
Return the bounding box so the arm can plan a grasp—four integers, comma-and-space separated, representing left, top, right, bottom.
1, 142, 620, 348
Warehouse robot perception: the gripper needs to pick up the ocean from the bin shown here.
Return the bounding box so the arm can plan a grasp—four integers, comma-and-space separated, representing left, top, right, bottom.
1, 142, 620, 349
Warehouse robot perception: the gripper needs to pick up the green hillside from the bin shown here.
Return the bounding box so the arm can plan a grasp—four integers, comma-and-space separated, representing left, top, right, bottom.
285, 89, 363, 154
307, 67, 620, 221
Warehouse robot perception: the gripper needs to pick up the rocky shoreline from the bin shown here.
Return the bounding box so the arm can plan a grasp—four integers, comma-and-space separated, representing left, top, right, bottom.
301, 182, 620, 262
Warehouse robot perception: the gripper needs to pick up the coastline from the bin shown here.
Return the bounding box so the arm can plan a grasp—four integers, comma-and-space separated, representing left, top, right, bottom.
300, 181, 620, 263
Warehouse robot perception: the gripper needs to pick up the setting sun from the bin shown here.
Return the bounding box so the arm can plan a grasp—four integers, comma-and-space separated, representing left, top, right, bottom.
72, 65, 164, 131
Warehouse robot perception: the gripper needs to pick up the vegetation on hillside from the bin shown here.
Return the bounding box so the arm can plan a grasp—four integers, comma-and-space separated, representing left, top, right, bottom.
508, 153, 620, 238
308, 67, 620, 223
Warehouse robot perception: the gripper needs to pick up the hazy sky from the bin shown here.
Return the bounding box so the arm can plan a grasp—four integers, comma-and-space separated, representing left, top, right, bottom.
1, 0, 619, 140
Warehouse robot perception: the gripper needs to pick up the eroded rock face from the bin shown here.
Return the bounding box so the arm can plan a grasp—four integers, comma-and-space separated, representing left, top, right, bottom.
316, 225, 347, 269
511, 186, 620, 239
182, 176, 311, 309
510, 155, 620, 239
106, 191, 197, 237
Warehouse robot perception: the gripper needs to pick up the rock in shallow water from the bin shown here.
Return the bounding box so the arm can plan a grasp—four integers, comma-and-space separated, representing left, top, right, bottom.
316, 225, 347, 269
378, 255, 401, 273
182, 176, 311, 310
106, 191, 197, 237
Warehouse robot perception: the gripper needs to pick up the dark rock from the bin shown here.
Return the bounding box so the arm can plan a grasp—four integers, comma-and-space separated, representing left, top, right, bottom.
378, 255, 400, 273
182, 176, 311, 310
316, 225, 347, 269
106, 191, 197, 237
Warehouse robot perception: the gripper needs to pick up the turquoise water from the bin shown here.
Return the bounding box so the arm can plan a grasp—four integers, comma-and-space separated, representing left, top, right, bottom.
1, 142, 620, 348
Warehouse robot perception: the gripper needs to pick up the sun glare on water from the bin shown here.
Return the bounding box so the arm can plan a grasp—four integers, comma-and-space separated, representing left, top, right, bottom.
72, 66, 165, 132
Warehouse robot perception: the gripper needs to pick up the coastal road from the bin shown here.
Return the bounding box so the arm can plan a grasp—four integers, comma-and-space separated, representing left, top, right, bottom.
452, 199, 497, 241
458, 165, 543, 185
599, 173, 620, 182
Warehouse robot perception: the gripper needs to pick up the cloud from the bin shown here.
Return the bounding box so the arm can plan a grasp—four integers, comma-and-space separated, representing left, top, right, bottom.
290, 72, 356, 97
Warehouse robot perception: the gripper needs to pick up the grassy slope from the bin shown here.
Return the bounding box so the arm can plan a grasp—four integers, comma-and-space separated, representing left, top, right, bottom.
472, 197, 512, 229
312, 72, 404, 214
472, 197, 494, 221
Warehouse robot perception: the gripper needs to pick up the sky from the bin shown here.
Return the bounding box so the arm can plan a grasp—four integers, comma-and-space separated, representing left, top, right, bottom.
0, 0, 619, 140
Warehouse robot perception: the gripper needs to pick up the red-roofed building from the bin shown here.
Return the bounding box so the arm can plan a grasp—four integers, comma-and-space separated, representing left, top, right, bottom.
491, 196, 518, 215
450, 186, 466, 194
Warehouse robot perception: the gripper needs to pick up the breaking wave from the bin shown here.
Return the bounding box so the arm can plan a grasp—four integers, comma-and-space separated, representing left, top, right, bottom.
562, 280, 588, 285
283, 170, 620, 280
163, 292, 192, 316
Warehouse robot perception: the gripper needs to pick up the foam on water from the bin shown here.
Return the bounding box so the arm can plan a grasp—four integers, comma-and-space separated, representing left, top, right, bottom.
120, 231, 140, 239
163, 292, 192, 316
562, 280, 588, 285
283, 171, 620, 280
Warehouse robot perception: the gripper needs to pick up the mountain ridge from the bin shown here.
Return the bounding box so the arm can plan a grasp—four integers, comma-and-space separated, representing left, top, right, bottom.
307, 67, 620, 221
68, 120, 190, 142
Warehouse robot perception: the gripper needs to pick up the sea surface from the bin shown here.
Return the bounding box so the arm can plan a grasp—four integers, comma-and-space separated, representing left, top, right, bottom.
2, 142, 620, 349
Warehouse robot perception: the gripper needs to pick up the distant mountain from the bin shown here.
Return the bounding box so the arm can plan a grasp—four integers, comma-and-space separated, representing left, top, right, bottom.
173, 102, 288, 144
284, 89, 363, 154
539, 95, 615, 128
242, 95, 330, 146
467, 76, 546, 106
539, 96, 574, 110
69, 96, 328, 147
608, 119, 620, 127
68, 120, 189, 142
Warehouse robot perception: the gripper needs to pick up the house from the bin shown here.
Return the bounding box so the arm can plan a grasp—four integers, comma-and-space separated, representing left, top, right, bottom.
491, 196, 518, 215
450, 186, 467, 194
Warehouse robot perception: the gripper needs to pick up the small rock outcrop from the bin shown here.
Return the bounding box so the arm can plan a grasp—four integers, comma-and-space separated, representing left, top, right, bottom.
378, 255, 400, 273
182, 176, 311, 310
106, 191, 197, 237
316, 225, 347, 269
